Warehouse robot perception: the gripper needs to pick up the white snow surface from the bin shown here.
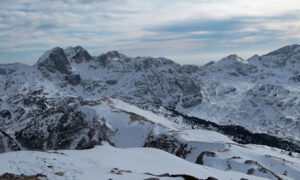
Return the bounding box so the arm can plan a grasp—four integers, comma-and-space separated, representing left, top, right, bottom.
0, 144, 273, 180
80, 98, 300, 180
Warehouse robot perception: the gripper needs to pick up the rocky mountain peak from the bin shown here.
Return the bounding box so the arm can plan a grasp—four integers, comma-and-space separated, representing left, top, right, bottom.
64, 46, 93, 63
220, 54, 245, 63
105, 51, 122, 59
37, 47, 72, 75
213, 54, 246, 68
202, 54, 258, 76
97, 50, 124, 66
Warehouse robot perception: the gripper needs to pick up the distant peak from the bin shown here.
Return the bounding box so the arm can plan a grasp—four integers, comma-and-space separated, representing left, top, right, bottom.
66, 46, 86, 54
73, 46, 85, 51
247, 54, 260, 61
226, 54, 244, 60
218, 54, 245, 64
97, 51, 124, 66
265, 44, 300, 56
64, 46, 92, 63
105, 51, 122, 59
37, 46, 72, 74
38, 47, 65, 63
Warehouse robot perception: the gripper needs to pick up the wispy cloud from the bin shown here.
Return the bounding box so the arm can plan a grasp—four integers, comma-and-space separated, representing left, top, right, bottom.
0, 0, 300, 64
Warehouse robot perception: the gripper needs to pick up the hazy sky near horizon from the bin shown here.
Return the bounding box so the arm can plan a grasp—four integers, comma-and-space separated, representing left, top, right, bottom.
0, 0, 300, 65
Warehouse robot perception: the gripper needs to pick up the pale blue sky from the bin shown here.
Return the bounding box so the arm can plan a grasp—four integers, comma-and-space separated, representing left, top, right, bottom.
0, 0, 300, 65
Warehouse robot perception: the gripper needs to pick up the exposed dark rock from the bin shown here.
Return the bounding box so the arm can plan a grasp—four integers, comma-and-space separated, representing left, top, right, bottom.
196, 151, 216, 165
37, 47, 72, 75
106, 51, 121, 59
247, 84, 289, 98
244, 160, 283, 180
206, 177, 218, 180
97, 51, 122, 66
181, 95, 202, 108
247, 168, 255, 175
134, 57, 175, 71
144, 134, 192, 159
65, 74, 81, 85
176, 78, 202, 108
144, 172, 202, 180
0, 130, 21, 153
106, 80, 117, 85
110, 168, 132, 175
0, 110, 11, 119
0, 173, 47, 180
70, 46, 92, 63
23, 96, 48, 110
181, 65, 200, 74
29, 89, 43, 96
133, 70, 202, 108
54, 172, 64, 176
15, 109, 108, 150
8, 97, 113, 151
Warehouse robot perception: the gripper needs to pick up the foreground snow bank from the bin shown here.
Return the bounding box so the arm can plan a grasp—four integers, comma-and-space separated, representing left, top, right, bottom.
0, 144, 269, 180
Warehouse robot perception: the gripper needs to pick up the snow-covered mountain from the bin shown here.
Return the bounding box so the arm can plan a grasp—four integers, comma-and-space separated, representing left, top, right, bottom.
185, 45, 300, 143
0, 45, 300, 179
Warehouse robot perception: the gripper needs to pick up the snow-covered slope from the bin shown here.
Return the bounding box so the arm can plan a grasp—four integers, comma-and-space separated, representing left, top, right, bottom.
0, 144, 273, 180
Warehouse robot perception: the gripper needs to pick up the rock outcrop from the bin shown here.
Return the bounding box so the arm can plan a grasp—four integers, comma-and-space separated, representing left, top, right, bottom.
37, 47, 72, 75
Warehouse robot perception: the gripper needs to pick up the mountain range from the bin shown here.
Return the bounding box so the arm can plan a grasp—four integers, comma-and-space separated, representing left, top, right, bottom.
0, 44, 300, 180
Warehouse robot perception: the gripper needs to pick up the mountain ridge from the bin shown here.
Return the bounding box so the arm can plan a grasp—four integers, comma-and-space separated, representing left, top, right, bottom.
1, 44, 300, 142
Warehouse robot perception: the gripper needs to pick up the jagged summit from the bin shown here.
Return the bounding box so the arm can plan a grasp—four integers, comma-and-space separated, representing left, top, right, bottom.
96, 50, 125, 66
65, 46, 93, 63
37, 47, 72, 75
102, 50, 122, 59
19, 44, 300, 82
